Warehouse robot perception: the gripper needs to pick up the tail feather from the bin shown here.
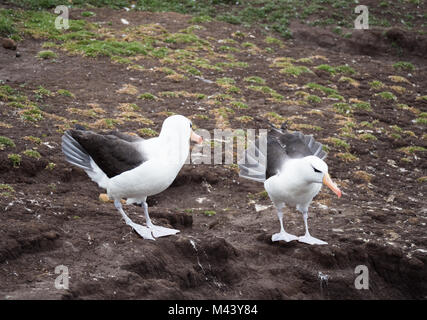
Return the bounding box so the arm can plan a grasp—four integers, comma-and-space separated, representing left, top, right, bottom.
62, 131, 109, 189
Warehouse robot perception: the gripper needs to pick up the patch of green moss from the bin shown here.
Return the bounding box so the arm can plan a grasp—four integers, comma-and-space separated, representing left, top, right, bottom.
203, 210, 216, 217
305, 82, 338, 95
376, 91, 397, 101
57, 89, 75, 98
37, 50, 57, 59
138, 93, 158, 100
138, 128, 158, 137
333, 102, 351, 115
393, 61, 415, 71
230, 101, 249, 109
23, 149, 41, 159
8, 153, 21, 167
0, 136, 15, 150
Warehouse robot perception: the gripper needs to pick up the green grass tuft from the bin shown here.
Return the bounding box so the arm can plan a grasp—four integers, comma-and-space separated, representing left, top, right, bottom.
23, 149, 41, 159
0, 136, 16, 150
8, 153, 21, 167
37, 50, 57, 59
393, 61, 415, 71
138, 93, 158, 100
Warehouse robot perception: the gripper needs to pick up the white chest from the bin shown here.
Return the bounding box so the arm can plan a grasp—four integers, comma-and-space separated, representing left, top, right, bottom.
264, 175, 322, 208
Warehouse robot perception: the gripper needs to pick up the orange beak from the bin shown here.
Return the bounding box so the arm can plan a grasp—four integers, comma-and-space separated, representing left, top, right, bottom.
190, 130, 203, 144
323, 173, 342, 198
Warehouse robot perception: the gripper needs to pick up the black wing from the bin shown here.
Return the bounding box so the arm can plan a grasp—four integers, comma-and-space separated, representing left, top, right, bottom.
66, 128, 147, 178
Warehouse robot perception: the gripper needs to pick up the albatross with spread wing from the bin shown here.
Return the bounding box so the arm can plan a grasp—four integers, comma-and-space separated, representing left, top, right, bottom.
239, 122, 342, 245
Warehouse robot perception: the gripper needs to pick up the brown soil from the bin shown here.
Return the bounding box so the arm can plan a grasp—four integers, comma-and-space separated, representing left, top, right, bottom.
0, 7, 426, 300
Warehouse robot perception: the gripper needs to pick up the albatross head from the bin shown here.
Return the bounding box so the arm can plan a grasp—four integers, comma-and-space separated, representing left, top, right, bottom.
300, 156, 342, 198
160, 115, 203, 144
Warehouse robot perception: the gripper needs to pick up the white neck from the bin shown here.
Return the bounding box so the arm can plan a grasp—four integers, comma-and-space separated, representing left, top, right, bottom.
158, 133, 190, 168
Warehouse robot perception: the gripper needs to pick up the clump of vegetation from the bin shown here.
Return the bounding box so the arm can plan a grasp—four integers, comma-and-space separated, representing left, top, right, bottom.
0, 183, 15, 197
0, 136, 15, 150
264, 36, 282, 46
64, 39, 151, 58
337, 152, 359, 162
327, 93, 345, 101
358, 133, 377, 141
23, 149, 41, 159
393, 61, 415, 71
37, 50, 57, 59
203, 210, 216, 217
388, 75, 411, 84
333, 102, 351, 115
230, 101, 248, 109
21, 106, 43, 122
216, 77, 236, 86
280, 65, 312, 77
193, 114, 209, 120
414, 112, 427, 125
399, 146, 426, 154
34, 86, 53, 99
339, 76, 359, 87
264, 112, 285, 125
376, 91, 397, 101
8, 153, 21, 167
236, 115, 253, 123
306, 95, 322, 103
326, 137, 350, 150
46, 162, 56, 170
335, 65, 356, 75
0, 84, 15, 101
188, 15, 212, 23
23, 135, 42, 144
390, 85, 406, 94
247, 85, 283, 100
138, 93, 158, 100
292, 123, 322, 131
0, 9, 17, 38
243, 76, 266, 84
352, 101, 372, 111
57, 89, 75, 98
211, 93, 233, 102
138, 128, 158, 137
81, 11, 96, 17
305, 82, 338, 95
369, 80, 386, 90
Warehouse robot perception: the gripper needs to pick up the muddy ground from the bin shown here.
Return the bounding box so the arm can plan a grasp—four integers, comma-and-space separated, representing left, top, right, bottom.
0, 6, 426, 299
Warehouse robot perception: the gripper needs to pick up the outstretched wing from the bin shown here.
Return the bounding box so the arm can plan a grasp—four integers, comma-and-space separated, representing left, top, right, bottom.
239, 121, 327, 181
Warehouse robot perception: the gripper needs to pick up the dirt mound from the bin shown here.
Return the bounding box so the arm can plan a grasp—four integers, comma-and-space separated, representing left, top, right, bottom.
292, 23, 427, 61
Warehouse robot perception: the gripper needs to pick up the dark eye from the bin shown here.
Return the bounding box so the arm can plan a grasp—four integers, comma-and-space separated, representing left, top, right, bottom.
190, 122, 193, 128
313, 167, 321, 173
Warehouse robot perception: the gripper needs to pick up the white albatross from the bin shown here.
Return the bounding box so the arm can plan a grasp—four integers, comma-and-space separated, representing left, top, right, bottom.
61, 115, 203, 240
239, 122, 342, 245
